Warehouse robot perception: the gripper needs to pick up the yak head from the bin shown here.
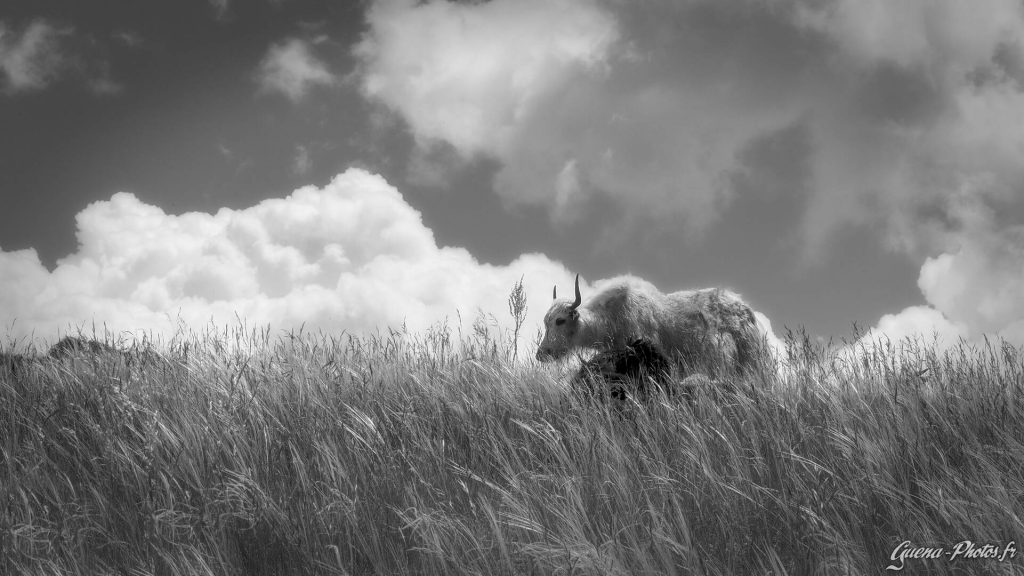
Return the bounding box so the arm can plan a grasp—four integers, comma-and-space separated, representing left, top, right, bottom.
536, 274, 582, 361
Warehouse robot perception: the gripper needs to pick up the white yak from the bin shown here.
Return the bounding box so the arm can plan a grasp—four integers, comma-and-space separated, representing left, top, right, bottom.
537, 274, 770, 377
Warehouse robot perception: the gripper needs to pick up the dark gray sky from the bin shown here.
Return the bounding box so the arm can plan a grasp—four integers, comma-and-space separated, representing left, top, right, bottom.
2, 0, 1022, 346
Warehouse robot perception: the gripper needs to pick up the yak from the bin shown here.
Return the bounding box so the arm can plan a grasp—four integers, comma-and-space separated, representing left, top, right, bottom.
537, 274, 767, 378
48, 336, 119, 359
572, 337, 673, 403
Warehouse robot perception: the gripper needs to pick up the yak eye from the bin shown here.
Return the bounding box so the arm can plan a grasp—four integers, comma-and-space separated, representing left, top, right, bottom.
555, 318, 566, 326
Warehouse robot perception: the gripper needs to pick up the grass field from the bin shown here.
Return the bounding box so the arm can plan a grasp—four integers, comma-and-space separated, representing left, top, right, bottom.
2, 322, 1023, 575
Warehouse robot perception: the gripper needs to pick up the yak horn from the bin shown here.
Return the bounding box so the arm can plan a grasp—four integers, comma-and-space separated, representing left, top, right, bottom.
552, 285, 557, 300
571, 274, 582, 309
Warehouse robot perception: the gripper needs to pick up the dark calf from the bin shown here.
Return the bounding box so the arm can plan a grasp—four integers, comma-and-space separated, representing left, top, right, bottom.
48, 336, 119, 359
572, 338, 673, 403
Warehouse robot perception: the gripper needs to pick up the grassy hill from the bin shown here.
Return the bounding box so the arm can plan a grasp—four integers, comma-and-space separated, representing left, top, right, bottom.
2, 325, 1022, 575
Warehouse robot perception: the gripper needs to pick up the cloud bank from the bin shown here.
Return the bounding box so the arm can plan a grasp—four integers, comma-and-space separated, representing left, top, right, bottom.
0, 169, 575, 348
355, 0, 1024, 346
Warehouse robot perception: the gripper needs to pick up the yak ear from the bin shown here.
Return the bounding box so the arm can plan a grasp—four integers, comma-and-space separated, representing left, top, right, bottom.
569, 309, 580, 320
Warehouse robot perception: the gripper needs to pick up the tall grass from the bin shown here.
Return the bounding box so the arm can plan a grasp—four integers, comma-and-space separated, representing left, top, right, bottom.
2, 323, 1023, 575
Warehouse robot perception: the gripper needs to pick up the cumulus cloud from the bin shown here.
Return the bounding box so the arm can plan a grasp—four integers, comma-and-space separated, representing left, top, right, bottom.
853, 200, 1024, 348
356, 0, 618, 156
257, 38, 336, 101
354, 0, 811, 231
0, 20, 68, 93
797, 0, 1024, 347
0, 169, 575, 348
794, 0, 1024, 257
356, 0, 1024, 346
918, 242, 1024, 341
857, 306, 968, 352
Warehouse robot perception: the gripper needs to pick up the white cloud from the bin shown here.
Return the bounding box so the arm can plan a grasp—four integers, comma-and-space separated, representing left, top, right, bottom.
0, 169, 575, 349
796, 0, 1024, 74
257, 38, 336, 101
861, 211, 1024, 348
353, 0, 806, 234
356, 0, 618, 156
860, 306, 968, 351
797, 0, 1024, 255
0, 20, 68, 93
917, 228, 1024, 339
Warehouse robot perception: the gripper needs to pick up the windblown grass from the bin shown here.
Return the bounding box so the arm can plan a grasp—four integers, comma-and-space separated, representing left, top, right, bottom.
2, 324, 1023, 575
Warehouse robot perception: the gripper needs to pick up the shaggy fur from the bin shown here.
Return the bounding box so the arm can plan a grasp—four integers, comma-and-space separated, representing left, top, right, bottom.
572, 338, 673, 403
538, 275, 765, 377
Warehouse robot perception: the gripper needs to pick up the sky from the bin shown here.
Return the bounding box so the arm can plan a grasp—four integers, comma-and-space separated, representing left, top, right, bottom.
2, 0, 1023, 351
